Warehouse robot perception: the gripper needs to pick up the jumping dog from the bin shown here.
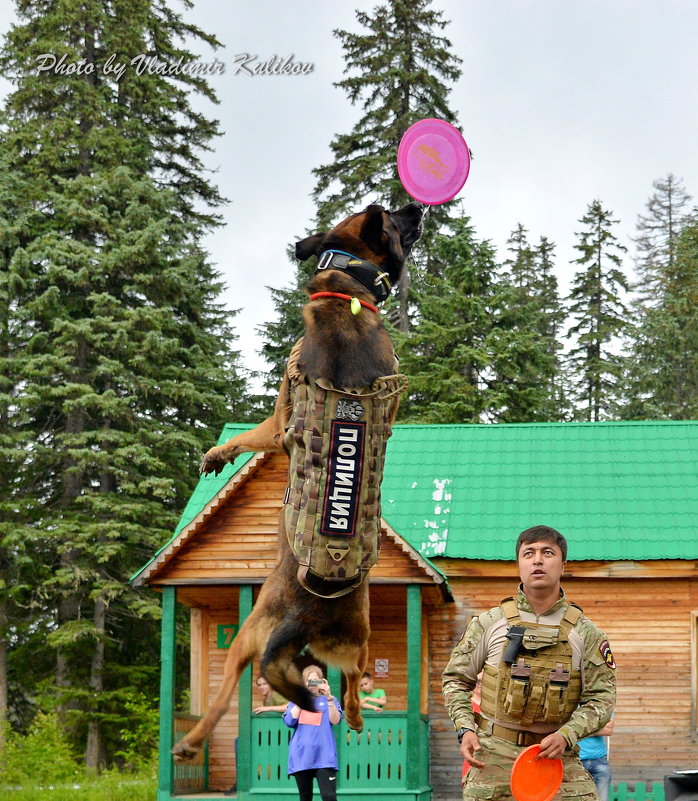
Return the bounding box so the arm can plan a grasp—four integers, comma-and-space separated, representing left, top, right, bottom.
172, 201, 424, 761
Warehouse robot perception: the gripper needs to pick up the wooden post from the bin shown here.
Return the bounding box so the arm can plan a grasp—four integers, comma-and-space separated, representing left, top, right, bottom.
327, 664, 343, 761
327, 665, 342, 700
406, 584, 422, 791
237, 586, 253, 798
157, 586, 176, 801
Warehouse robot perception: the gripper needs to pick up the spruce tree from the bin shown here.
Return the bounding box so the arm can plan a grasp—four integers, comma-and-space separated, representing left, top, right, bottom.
0, 0, 247, 765
397, 216, 499, 422
625, 218, 698, 419
565, 200, 630, 421
533, 235, 569, 420
258, 0, 464, 380
490, 226, 565, 422
0, 146, 36, 733
257, 246, 314, 400
632, 173, 693, 304
312, 0, 462, 331
625, 176, 698, 418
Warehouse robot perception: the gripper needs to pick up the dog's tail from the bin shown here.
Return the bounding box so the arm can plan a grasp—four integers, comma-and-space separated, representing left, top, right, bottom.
261, 619, 315, 711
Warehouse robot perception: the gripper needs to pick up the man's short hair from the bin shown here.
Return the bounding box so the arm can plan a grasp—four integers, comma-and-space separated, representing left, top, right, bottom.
515, 525, 568, 562
361, 672, 372, 679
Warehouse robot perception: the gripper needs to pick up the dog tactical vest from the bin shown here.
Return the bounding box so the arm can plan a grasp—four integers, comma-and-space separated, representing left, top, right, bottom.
480, 598, 583, 727
283, 339, 407, 598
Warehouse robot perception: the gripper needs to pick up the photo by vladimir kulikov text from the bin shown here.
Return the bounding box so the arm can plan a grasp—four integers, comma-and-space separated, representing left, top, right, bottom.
34, 52, 313, 81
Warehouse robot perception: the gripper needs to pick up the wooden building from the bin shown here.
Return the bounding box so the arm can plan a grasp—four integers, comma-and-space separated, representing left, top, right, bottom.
133, 420, 698, 800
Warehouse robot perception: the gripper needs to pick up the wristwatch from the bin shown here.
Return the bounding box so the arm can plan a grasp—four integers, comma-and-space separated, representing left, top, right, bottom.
457, 726, 475, 743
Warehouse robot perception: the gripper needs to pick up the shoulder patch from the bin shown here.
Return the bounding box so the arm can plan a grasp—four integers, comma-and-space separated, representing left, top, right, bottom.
599, 639, 616, 669
478, 606, 504, 631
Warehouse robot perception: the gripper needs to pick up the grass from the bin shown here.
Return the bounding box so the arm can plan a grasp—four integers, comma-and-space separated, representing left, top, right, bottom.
0, 769, 157, 801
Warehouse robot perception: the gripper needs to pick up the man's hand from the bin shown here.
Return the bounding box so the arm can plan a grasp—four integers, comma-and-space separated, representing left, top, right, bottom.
460, 731, 485, 769
317, 679, 331, 697
537, 732, 567, 760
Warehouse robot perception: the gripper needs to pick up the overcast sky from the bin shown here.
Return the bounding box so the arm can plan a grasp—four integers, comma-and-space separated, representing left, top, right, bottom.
2, 0, 698, 383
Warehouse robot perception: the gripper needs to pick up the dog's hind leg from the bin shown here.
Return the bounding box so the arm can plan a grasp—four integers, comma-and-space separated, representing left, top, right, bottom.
341, 641, 369, 733
261, 619, 315, 712
171, 611, 274, 763
308, 639, 368, 733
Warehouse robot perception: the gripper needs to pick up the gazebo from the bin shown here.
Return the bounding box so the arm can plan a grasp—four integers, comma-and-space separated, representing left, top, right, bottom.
132, 429, 452, 801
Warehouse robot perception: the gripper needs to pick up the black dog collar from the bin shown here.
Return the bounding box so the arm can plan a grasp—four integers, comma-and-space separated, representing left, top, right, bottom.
315, 250, 393, 304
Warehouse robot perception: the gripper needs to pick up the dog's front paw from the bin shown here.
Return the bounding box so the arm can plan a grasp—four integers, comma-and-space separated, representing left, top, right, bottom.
172, 740, 200, 763
199, 445, 245, 475
199, 446, 228, 476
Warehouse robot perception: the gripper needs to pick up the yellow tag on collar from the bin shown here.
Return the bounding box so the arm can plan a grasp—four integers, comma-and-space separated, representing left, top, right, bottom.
350, 297, 361, 315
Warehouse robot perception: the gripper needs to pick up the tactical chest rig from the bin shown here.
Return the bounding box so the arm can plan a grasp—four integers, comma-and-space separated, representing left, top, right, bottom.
480, 598, 583, 727
282, 339, 407, 598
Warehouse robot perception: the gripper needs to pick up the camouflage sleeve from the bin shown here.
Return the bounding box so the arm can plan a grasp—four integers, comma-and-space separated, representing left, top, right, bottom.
557, 620, 616, 748
441, 615, 488, 732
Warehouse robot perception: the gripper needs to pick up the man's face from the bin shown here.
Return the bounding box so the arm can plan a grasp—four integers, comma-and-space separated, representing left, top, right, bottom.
517, 539, 566, 594
360, 676, 373, 693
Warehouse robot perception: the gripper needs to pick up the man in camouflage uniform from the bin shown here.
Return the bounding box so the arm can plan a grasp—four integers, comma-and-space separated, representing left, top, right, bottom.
442, 525, 616, 801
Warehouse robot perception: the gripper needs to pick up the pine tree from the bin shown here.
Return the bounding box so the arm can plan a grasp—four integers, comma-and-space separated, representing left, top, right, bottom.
565, 200, 630, 421
397, 216, 499, 422
311, 0, 463, 331
0, 0, 248, 765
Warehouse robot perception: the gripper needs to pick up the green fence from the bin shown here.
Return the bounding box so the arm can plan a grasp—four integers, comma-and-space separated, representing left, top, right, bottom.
173, 713, 207, 795
611, 783, 665, 801
249, 711, 430, 800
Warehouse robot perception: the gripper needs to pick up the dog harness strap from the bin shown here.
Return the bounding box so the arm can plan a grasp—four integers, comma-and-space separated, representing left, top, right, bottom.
315, 250, 393, 303
308, 291, 379, 314
283, 339, 407, 599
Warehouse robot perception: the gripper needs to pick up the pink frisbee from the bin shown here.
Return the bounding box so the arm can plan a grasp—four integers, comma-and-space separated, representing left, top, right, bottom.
397, 118, 470, 205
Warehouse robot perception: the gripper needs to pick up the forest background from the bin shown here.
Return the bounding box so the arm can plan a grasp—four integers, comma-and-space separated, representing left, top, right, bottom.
1, 0, 697, 790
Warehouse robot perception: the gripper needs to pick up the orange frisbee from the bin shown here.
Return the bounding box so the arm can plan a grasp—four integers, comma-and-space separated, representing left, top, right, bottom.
510, 744, 563, 801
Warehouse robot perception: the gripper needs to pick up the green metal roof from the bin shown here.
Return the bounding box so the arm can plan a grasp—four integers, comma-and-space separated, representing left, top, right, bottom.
137, 420, 698, 583
133, 423, 452, 590
380, 420, 698, 561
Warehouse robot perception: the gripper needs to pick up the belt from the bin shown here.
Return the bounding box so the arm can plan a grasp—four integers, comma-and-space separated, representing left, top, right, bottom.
489, 722, 547, 747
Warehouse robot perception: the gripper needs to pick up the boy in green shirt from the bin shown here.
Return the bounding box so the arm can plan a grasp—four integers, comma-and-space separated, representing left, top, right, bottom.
359, 672, 387, 712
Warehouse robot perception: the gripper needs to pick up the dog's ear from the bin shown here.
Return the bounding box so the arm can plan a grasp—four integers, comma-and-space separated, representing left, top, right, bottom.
295, 232, 326, 261
359, 205, 387, 255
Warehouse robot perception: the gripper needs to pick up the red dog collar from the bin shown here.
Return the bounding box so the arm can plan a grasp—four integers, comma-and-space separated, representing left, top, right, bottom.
309, 292, 379, 314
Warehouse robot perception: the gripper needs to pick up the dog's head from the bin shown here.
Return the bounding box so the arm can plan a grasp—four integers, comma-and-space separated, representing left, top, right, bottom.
295, 201, 424, 301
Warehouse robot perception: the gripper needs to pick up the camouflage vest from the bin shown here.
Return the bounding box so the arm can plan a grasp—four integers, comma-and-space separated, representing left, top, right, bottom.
282, 339, 407, 599
480, 598, 584, 727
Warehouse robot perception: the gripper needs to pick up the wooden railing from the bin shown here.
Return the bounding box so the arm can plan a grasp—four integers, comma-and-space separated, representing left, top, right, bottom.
173, 713, 207, 795
249, 711, 430, 799
611, 782, 665, 801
